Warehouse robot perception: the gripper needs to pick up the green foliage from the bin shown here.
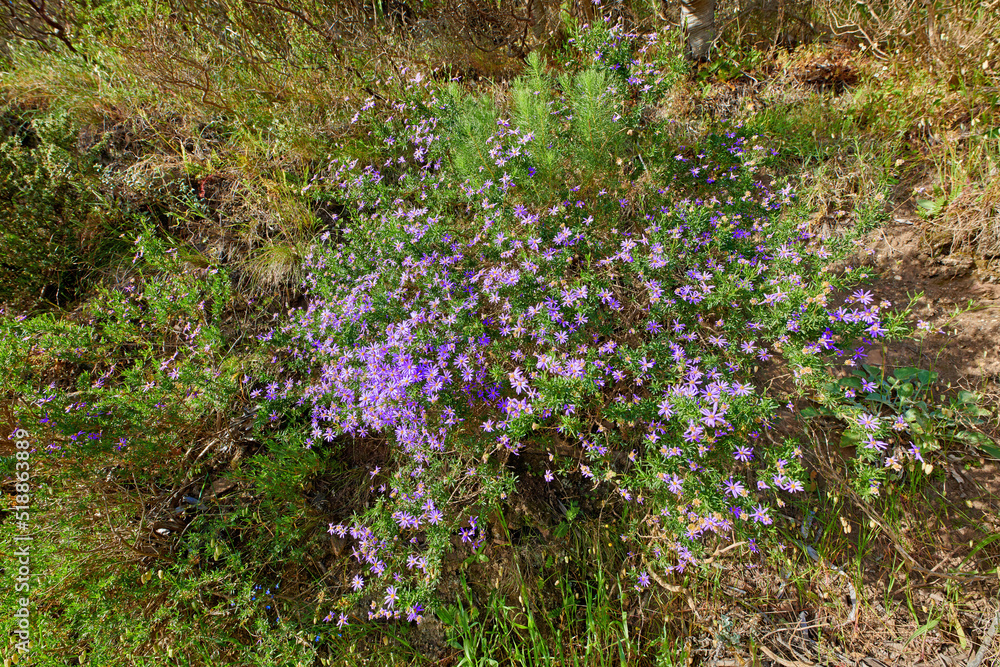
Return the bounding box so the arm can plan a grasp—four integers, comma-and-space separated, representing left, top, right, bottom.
802, 355, 994, 497
267, 19, 954, 623
436, 547, 690, 666
0, 226, 239, 475
512, 52, 559, 178
0, 475, 322, 666
0, 107, 110, 304
563, 67, 620, 170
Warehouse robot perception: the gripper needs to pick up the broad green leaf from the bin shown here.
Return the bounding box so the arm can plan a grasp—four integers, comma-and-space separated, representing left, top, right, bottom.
956, 390, 979, 405
979, 443, 1000, 460
840, 431, 861, 448
893, 367, 921, 382
839, 377, 863, 390
865, 393, 893, 407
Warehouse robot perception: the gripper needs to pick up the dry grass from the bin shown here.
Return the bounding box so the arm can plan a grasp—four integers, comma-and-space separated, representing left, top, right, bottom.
926, 134, 1000, 258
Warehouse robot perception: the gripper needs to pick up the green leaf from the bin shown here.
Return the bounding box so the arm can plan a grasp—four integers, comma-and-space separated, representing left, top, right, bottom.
840, 431, 861, 448
956, 430, 989, 446
838, 377, 862, 390
860, 363, 882, 378
904, 617, 940, 646
437, 606, 456, 626
865, 393, 894, 407
956, 390, 979, 405
463, 553, 484, 566
916, 197, 947, 218
958, 533, 1000, 570
979, 443, 1000, 460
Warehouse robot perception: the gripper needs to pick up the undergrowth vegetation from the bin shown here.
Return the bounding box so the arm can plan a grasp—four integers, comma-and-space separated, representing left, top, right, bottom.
2, 1, 999, 665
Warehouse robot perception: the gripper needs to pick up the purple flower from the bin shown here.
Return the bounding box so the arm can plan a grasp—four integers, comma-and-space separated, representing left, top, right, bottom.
407, 604, 424, 623
866, 322, 888, 338
749, 505, 772, 525
856, 413, 879, 430
722, 478, 746, 498
682, 421, 704, 443
863, 435, 888, 451
509, 368, 529, 394
700, 405, 725, 428
850, 289, 874, 305
666, 474, 684, 495
384, 586, 399, 608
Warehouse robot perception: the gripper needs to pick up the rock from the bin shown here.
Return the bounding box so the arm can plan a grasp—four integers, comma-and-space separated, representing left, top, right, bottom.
937, 256, 974, 279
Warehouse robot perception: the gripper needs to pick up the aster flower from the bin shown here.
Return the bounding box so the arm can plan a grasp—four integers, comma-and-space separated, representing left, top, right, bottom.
384, 586, 399, 609
749, 505, 772, 525
849, 289, 874, 305
856, 413, 879, 430
722, 478, 747, 498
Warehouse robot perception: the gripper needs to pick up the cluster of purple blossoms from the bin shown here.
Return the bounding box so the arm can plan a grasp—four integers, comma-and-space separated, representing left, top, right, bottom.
259, 39, 910, 618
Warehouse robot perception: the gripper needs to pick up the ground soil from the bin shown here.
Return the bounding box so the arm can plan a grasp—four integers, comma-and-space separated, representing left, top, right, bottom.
864, 212, 1000, 394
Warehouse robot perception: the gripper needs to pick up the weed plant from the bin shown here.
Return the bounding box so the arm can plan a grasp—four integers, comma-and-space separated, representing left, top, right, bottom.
0, 106, 118, 305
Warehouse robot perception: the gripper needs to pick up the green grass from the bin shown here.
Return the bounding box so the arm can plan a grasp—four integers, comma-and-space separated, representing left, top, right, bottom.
436, 520, 692, 667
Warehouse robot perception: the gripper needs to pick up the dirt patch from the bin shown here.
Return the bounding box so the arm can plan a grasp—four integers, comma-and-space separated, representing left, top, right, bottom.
858, 214, 1000, 398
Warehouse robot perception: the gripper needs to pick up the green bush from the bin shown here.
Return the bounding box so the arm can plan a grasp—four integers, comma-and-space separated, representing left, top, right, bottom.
0, 226, 238, 473
257, 19, 929, 623
0, 107, 105, 304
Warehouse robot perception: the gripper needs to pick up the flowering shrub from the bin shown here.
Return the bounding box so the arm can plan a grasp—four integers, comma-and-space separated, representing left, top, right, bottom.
0, 228, 241, 469
261, 23, 918, 622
